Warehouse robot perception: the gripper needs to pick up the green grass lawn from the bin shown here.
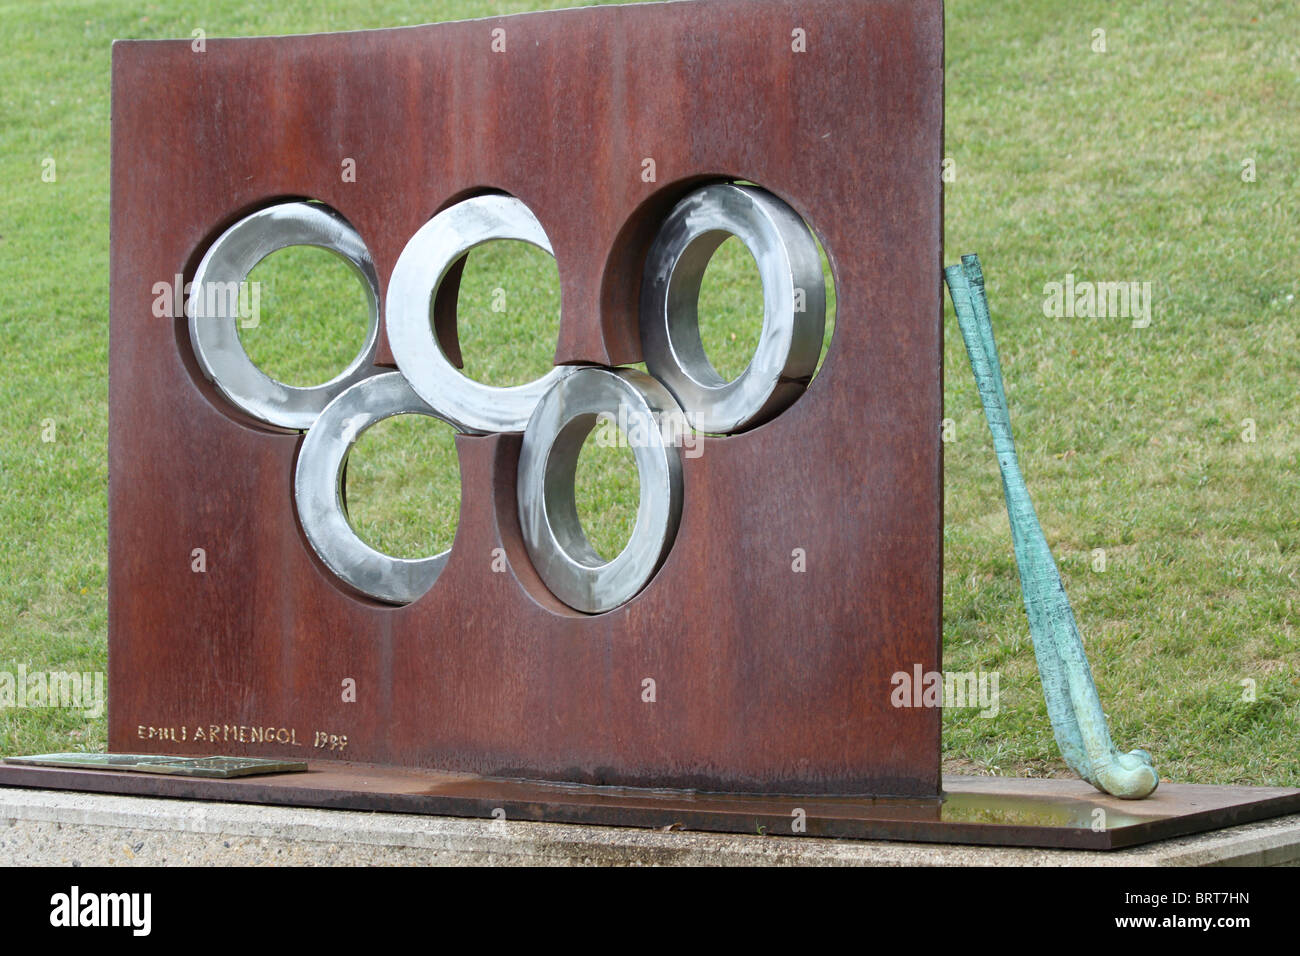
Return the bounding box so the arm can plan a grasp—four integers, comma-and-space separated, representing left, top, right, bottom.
0, 0, 1295, 787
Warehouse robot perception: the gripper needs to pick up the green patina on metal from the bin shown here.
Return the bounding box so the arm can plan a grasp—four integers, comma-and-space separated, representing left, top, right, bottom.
945, 254, 1159, 800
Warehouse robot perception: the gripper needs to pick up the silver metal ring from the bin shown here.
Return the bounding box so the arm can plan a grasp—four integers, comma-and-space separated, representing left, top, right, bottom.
518, 367, 683, 614
640, 183, 826, 434
188, 201, 382, 430
294, 372, 457, 605
386, 194, 575, 434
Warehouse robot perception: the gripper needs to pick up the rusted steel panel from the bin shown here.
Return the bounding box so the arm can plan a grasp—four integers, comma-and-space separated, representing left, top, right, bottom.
108, 0, 944, 796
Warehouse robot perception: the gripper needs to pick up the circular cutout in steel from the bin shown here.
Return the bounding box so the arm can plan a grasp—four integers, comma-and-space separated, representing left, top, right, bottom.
294, 371, 458, 605
188, 201, 382, 430
518, 367, 684, 614
640, 183, 826, 434
387, 194, 575, 434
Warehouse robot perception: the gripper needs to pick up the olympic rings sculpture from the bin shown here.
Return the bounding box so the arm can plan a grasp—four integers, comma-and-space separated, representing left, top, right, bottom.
187, 185, 826, 611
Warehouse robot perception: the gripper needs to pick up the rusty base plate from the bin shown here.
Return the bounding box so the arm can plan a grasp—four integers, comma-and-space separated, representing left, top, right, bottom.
1, 762, 1296, 850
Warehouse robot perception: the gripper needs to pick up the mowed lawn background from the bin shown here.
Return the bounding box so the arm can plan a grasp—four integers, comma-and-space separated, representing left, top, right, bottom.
0, 0, 1295, 785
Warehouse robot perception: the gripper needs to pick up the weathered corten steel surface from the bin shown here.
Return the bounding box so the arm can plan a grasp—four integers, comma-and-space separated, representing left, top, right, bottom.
5, 765, 1298, 850
109, 0, 945, 796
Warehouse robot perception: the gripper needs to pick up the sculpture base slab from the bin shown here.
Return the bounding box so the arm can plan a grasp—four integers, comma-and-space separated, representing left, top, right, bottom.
1, 762, 1296, 851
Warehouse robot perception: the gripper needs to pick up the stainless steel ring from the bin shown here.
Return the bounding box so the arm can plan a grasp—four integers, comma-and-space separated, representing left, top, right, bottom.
518, 367, 684, 614
188, 201, 382, 430
294, 371, 457, 605
386, 194, 575, 434
640, 183, 826, 434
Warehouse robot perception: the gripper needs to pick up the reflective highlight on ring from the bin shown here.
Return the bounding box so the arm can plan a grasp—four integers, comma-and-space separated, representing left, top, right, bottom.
387, 194, 575, 434
294, 372, 459, 605
640, 184, 826, 434
188, 201, 382, 430
518, 368, 684, 614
